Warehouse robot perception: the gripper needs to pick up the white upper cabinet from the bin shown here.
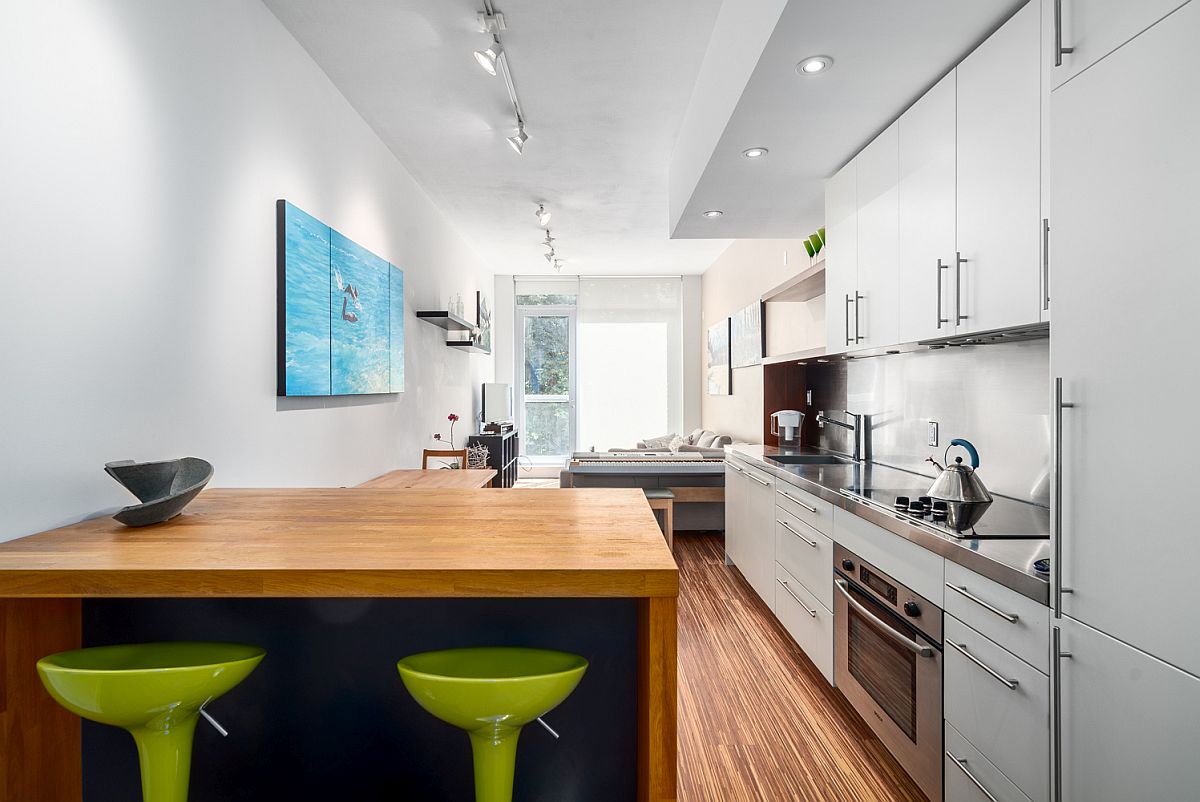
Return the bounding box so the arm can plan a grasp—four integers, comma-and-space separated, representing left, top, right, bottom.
956, 0, 1043, 334
898, 71, 957, 343
854, 122, 900, 349
1051, 0, 1200, 674
824, 160, 858, 354
1048, 0, 1190, 89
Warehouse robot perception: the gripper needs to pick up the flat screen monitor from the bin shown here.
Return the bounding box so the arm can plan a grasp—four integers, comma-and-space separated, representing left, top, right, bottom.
482, 383, 513, 424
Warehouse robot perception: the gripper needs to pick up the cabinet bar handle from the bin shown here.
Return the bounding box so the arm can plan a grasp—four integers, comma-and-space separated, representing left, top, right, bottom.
1052, 626, 1072, 802
1043, 218, 1051, 310
778, 579, 817, 616
854, 291, 865, 343
936, 258, 950, 329
844, 294, 853, 346
746, 473, 771, 488
945, 583, 1019, 622
1054, 377, 1076, 616
779, 491, 818, 514
778, 519, 819, 548
1054, 0, 1075, 67
946, 639, 1019, 689
727, 463, 744, 473
947, 752, 1000, 802
955, 252, 968, 323
835, 579, 933, 657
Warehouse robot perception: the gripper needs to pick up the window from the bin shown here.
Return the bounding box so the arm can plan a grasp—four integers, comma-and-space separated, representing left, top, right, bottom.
517, 302, 576, 463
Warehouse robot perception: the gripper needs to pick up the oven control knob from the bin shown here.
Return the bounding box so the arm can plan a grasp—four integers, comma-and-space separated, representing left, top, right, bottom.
903, 601, 921, 617
841, 559, 855, 572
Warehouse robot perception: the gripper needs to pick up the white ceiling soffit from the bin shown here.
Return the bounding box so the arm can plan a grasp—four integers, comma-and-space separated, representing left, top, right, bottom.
262, 0, 731, 276
670, 0, 1027, 240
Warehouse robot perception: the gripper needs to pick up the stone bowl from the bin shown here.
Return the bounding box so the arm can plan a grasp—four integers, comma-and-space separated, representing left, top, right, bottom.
104, 457, 214, 527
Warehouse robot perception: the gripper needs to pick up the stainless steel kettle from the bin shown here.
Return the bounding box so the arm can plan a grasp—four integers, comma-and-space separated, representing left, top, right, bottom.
927, 439, 993, 532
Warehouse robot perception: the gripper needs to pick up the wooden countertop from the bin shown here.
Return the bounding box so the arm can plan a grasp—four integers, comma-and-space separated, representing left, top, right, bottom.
0, 488, 678, 599
357, 468, 497, 489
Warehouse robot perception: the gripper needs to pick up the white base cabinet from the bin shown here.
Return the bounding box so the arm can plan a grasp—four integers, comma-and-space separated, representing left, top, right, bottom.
724, 458, 775, 610
1055, 617, 1200, 802
774, 562, 834, 684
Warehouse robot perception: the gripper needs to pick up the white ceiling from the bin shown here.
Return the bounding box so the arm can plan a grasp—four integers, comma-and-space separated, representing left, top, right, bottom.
262, 0, 732, 276
670, 0, 1027, 239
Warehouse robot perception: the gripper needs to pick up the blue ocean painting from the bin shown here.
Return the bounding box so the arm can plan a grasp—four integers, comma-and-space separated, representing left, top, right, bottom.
330, 230, 391, 394
390, 265, 405, 392
282, 202, 332, 396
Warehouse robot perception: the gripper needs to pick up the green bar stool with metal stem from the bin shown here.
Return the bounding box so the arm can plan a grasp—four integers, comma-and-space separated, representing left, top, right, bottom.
37, 641, 265, 802
397, 646, 588, 802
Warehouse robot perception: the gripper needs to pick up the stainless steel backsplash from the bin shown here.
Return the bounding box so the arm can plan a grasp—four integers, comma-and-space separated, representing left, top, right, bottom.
804, 339, 1050, 505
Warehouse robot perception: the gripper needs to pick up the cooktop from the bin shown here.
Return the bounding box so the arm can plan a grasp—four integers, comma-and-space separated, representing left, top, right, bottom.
843, 486, 1050, 540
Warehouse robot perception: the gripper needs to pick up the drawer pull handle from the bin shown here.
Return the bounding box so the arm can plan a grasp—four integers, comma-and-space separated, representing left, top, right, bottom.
778, 520, 819, 548
777, 579, 817, 617
727, 463, 744, 473
946, 583, 1019, 622
947, 639, 1019, 690
947, 752, 1000, 802
779, 491, 818, 514
747, 473, 771, 487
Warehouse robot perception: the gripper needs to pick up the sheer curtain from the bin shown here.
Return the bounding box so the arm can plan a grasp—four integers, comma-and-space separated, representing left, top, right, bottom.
576, 277, 683, 451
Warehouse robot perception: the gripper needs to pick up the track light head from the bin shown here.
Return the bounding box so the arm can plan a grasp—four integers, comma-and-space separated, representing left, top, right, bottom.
543, 249, 555, 264
541, 231, 555, 247
474, 40, 503, 75
506, 124, 528, 154
553, 258, 563, 273
535, 204, 551, 227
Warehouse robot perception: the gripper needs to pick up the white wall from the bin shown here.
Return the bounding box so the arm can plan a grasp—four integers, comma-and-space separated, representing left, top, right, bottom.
700, 239, 824, 443
0, 0, 493, 540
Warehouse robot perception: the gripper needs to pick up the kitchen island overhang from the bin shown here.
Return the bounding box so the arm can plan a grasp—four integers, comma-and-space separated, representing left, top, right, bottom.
0, 487, 679, 802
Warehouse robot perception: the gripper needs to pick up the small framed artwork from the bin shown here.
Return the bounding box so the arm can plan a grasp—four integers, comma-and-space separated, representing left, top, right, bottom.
706, 318, 732, 395
730, 301, 764, 368
475, 290, 492, 355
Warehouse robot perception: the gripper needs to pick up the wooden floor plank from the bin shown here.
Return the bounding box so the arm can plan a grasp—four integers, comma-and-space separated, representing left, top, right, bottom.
676, 532, 927, 802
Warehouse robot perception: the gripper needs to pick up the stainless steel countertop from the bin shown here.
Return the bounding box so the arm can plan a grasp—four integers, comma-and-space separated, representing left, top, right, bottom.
726, 443, 1051, 605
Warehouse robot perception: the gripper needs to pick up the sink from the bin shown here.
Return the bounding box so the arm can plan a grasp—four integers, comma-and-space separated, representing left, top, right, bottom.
767, 454, 856, 466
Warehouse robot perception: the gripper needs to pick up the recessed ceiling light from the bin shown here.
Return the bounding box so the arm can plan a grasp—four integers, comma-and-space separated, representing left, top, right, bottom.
796, 55, 833, 75
474, 40, 503, 75
742, 147, 769, 159
506, 124, 528, 154
702, 209, 724, 218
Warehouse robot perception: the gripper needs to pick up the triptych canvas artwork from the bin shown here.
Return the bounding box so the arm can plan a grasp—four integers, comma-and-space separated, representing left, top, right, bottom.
276, 200, 404, 396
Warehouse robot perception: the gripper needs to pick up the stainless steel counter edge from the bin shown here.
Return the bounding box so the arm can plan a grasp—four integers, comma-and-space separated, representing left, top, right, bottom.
725, 445, 1050, 606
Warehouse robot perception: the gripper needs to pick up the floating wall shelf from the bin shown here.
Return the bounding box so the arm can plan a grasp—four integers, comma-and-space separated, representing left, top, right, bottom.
415, 310, 475, 332
445, 340, 490, 354
761, 257, 826, 304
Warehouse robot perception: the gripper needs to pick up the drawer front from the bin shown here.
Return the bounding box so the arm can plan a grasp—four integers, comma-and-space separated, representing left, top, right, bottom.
945, 721, 1034, 802
944, 616, 1049, 802
832, 506, 945, 604
731, 457, 775, 490
774, 562, 834, 684
775, 481, 834, 535
775, 509, 833, 609
945, 560, 1050, 673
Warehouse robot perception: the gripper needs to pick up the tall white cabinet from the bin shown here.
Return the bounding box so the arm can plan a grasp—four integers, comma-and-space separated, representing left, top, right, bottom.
1050, 2, 1200, 799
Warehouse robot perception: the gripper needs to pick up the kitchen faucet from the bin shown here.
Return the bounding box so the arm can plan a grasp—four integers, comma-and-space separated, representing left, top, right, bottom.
816, 410, 867, 462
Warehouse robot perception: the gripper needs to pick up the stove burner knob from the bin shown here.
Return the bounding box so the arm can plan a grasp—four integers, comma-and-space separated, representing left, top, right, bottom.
841, 559, 855, 572
903, 601, 921, 617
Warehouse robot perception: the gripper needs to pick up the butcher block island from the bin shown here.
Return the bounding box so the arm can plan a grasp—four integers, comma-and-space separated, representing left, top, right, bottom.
0, 487, 679, 802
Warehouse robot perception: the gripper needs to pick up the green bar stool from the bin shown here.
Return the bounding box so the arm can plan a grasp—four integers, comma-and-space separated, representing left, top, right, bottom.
397, 646, 588, 802
37, 641, 265, 802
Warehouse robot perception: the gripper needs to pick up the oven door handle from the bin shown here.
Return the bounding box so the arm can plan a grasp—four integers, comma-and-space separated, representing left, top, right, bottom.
835, 578, 934, 658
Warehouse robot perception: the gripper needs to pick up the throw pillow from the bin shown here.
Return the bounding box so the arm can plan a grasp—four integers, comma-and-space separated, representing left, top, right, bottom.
642, 434, 676, 450
687, 428, 705, 445
696, 431, 718, 448
669, 435, 687, 451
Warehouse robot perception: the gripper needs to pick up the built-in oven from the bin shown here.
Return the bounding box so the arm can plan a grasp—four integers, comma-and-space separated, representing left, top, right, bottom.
833, 544, 943, 802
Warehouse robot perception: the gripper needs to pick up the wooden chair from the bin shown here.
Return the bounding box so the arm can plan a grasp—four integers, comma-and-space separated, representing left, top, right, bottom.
643, 488, 674, 551
422, 449, 468, 470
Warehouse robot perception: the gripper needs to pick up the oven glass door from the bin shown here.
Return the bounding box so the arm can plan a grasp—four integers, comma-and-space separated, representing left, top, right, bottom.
835, 575, 942, 801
